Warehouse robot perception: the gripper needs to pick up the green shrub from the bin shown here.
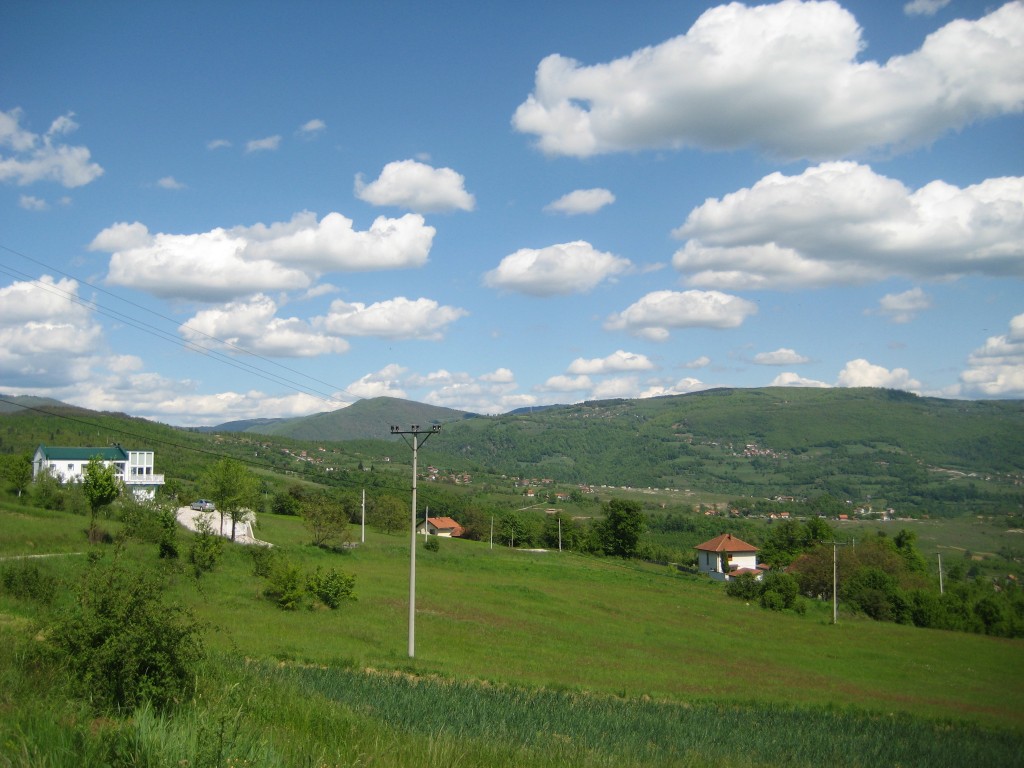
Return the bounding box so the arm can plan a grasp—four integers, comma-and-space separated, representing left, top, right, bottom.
188, 516, 223, 577
306, 566, 356, 609
423, 536, 440, 552
0, 560, 59, 605
725, 572, 761, 600
49, 554, 204, 712
249, 544, 276, 578
264, 558, 305, 610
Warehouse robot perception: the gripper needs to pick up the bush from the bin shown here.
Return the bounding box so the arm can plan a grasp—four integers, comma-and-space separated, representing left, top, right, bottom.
264, 558, 306, 610
49, 554, 203, 712
306, 566, 356, 609
725, 572, 761, 600
761, 571, 799, 610
1, 560, 59, 605
188, 516, 223, 577
424, 536, 440, 552
250, 545, 276, 578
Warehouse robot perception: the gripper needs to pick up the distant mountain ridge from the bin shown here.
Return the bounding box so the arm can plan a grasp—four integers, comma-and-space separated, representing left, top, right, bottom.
215, 396, 476, 441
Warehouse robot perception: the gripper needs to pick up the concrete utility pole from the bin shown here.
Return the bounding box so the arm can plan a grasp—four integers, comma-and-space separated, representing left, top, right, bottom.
821, 539, 853, 625
937, 553, 944, 595
389, 424, 441, 659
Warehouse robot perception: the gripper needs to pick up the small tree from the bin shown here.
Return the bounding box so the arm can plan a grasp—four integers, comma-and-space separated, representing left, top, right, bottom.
188, 516, 223, 577
301, 491, 351, 548
83, 456, 121, 542
371, 494, 405, 535
203, 458, 259, 541
596, 498, 646, 558
0, 453, 32, 497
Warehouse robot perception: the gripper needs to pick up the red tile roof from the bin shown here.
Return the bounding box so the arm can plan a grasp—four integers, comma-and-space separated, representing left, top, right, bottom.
426, 516, 464, 536
694, 533, 759, 553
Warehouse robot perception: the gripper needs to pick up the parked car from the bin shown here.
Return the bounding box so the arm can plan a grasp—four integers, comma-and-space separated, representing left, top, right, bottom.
190, 499, 215, 511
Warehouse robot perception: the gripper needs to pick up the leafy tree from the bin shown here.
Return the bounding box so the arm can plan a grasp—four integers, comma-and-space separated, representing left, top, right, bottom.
301, 491, 351, 548
49, 554, 203, 712
83, 456, 121, 542
595, 498, 646, 558
499, 513, 527, 547
271, 489, 300, 516
203, 458, 259, 541
371, 494, 406, 534
894, 528, 928, 573
0, 452, 32, 497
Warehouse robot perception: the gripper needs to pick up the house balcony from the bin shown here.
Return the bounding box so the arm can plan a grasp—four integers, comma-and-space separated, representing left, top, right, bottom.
122, 474, 165, 486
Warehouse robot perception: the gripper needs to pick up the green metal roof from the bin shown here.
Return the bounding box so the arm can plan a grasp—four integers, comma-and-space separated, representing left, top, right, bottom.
35, 445, 129, 461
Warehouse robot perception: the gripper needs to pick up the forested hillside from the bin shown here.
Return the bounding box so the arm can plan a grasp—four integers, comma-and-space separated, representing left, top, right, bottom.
425, 388, 1024, 514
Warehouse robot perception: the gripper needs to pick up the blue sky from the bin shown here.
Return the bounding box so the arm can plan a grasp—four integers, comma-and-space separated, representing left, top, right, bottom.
1, 0, 1022, 427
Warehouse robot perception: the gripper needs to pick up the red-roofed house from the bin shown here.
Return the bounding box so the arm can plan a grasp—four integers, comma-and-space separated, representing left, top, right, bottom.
417, 516, 464, 538
694, 533, 762, 581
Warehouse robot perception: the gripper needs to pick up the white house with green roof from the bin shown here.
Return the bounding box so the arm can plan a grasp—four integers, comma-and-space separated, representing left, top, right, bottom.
32, 444, 165, 499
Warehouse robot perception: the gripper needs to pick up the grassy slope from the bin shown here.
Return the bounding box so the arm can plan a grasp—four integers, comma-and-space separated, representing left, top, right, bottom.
165, 512, 1024, 730
2, 502, 1023, 766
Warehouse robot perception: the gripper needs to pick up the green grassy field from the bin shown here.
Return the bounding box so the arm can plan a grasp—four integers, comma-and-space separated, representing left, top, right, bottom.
1, 501, 1023, 766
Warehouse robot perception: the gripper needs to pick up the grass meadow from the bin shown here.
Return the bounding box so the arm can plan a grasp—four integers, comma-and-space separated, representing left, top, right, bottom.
1, 501, 1022, 766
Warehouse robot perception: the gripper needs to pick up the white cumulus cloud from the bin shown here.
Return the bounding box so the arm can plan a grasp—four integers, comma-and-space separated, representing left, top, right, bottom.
355, 159, 475, 213
754, 348, 810, 365
672, 162, 1024, 289
837, 359, 922, 392
246, 135, 281, 152
904, 0, 950, 17
544, 188, 615, 215
771, 372, 831, 388
483, 241, 631, 296
156, 176, 185, 190
0, 276, 105, 390
567, 349, 655, 374
869, 287, 933, 323
605, 289, 758, 340
180, 294, 350, 357
0, 108, 103, 187
298, 118, 326, 137
91, 211, 436, 302
319, 296, 466, 341
958, 312, 1024, 397
513, 1, 1024, 159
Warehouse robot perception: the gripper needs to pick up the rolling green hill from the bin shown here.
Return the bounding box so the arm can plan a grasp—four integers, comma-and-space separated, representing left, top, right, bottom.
226, 395, 475, 441
3, 388, 1022, 517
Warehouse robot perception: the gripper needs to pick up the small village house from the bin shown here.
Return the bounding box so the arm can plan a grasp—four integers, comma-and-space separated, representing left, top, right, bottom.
417, 516, 464, 538
694, 533, 764, 581
32, 444, 165, 500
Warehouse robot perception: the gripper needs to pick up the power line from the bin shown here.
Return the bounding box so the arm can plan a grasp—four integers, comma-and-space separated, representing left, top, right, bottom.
0, 242, 365, 409
0, 395, 448, 505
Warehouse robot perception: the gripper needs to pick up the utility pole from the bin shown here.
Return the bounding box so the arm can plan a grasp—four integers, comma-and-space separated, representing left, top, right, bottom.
821, 539, 852, 625
361, 488, 365, 544
937, 553, 944, 595
390, 424, 441, 658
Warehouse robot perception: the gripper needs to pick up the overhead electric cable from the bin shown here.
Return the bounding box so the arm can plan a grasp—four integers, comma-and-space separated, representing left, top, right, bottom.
0, 243, 365, 407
